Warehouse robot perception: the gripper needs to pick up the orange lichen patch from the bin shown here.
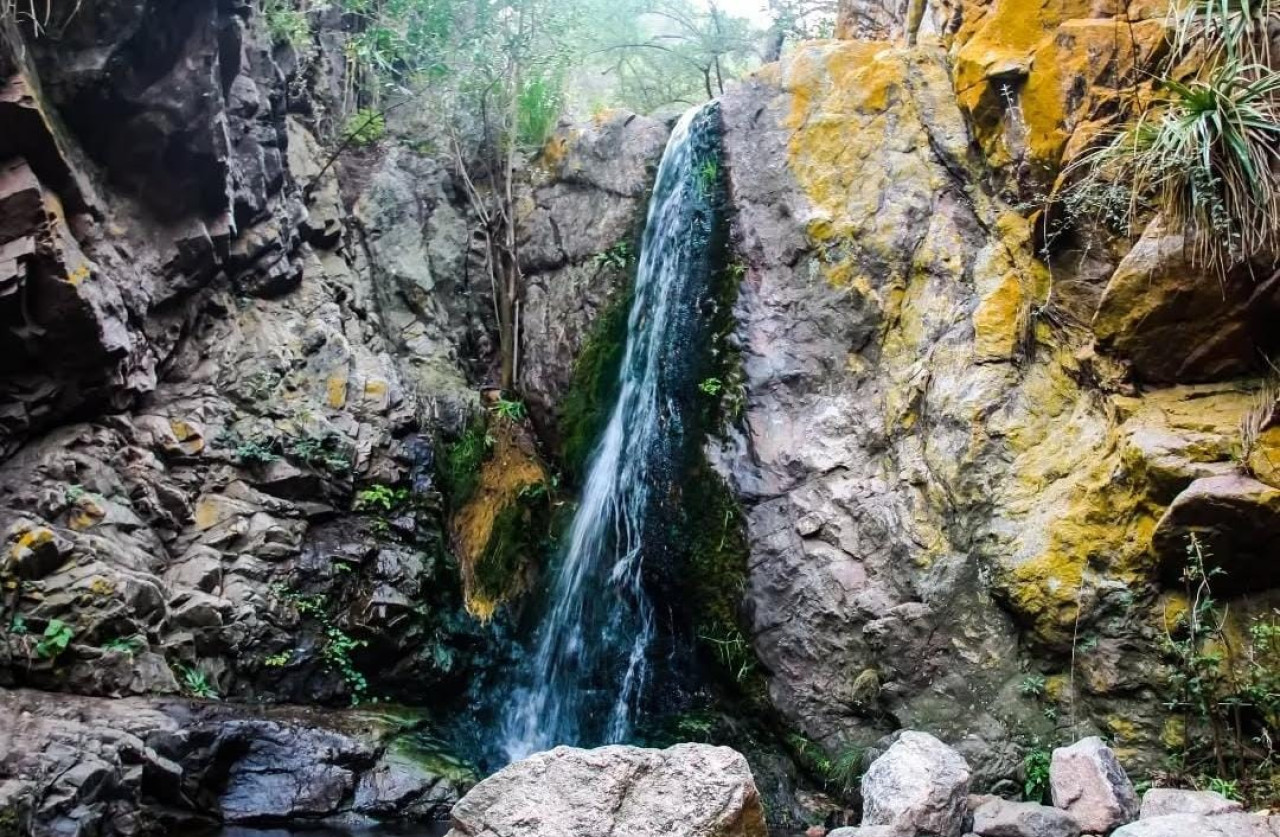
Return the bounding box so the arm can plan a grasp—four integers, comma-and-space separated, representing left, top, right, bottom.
538, 132, 572, 173
951, 0, 1169, 175
1249, 426, 1280, 488
451, 421, 547, 621
170, 419, 206, 455
68, 495, 107, 531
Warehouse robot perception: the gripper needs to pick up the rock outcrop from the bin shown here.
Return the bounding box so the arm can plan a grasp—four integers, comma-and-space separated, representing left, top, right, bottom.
0, 688, 470, 836
716, 36, 1280, 782
444, 744, 768, 837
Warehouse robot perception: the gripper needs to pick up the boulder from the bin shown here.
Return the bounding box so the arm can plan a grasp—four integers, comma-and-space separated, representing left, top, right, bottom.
444, 744, 767, 837
971, 798, 1081, 837
1049, 738, 1139, 833
861, 732, 972, 837
1139, 789, 1243, 820
829, 828, 905, 837
1113, 813, 1280, 837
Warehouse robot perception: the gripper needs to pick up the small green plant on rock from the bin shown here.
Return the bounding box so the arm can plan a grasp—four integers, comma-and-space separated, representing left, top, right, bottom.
263, 650, 293, 667
7, 615, 26, 636
35, 619, 73, 660
342, 108, 386, 147
355, 483, 402, 513
593, 241, 634, 270
177, 664, 219, 700
103, 636, 143, 656
1020, 673, 1048, 698
1023, 745, 1052, 802
491, 398, 527, 422
698, 377, 724, 396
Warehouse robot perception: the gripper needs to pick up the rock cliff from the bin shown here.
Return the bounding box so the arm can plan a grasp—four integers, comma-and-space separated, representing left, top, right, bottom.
716, 31, 1279, 784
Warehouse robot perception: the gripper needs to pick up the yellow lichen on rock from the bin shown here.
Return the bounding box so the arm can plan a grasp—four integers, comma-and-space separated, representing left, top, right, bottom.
451, 422, 547, 621
947, 0, 1168, 177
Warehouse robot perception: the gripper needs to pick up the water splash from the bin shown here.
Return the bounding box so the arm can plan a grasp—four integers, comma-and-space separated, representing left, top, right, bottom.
500, 102, 722, 761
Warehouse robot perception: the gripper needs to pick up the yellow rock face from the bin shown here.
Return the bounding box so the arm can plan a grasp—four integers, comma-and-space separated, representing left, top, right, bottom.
946, 0, 1168, 178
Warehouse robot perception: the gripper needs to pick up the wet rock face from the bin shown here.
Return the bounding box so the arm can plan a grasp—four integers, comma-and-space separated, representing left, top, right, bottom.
0, 688, 467, 836
515, 111, 670, 443
445, 744, 768, 837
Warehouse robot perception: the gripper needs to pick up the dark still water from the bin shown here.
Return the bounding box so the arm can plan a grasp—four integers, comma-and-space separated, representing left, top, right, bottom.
198, 824, 449, 837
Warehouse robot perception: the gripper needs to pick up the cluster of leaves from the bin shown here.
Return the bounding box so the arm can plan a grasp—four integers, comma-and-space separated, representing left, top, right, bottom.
220, 428, 352, 474
176, 664, 220, 700
342, 108, 388, 146
35, 619, 73, 661
593, 241, 635, 270
785, 733, 864, 799
1023, 745, 1052, 802
261, 0, 312, 48
354, 483, 411, 513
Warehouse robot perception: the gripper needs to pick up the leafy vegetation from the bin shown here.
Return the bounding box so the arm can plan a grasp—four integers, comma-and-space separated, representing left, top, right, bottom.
35, 619, 73, 660
1023, 745, 1052, 802
593, 241, 635, 270
491, 398, 527, 423
103, 636, 144, 656
559, 290, 631, 482
261, 0, 311, 48
1159, 534, 1280, 806
342, 108, 388, 146
177, 664, 220, 700
273, 587, 372, 705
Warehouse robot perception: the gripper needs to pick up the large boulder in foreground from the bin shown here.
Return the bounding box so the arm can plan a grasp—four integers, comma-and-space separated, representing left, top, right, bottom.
1114, 812, 1280, 837
444, 744, 767, 837
971, 798, 1081, 837
1140, 788, 1243, 820
860, 731, 971, 837
1050, 737, 1139, 833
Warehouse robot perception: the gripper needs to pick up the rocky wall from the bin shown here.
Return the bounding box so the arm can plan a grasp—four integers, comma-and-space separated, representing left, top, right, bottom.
716, 38, 1280, 785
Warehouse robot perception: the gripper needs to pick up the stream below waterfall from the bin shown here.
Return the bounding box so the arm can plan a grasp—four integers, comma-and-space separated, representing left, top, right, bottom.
498, 101, 723, 761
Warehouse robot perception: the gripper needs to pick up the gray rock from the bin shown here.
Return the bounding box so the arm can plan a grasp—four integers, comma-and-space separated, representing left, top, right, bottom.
1113, 813, 1280, 837
861, 731, 971, 837
829, 827, 907, 837
445, 744, 768, 837
971, 798, 1081, 837
1049, 737, 1139, 833
1139, 789, 1244, 819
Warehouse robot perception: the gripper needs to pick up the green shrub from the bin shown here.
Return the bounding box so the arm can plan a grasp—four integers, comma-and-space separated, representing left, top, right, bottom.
1023, 746, 1052, 802
261, 0, 310, 48
342, 108, 387, 147
517, 73, 564, 148
177, 664, 219, 699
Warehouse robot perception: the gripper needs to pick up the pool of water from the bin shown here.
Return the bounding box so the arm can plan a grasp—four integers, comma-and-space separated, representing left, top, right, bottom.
197, 824, 450, 837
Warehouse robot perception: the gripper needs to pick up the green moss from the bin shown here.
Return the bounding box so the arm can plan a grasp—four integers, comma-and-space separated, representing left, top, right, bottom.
471, 486, 550, 604
558, 290, 631, 482
439, 419, 492, 508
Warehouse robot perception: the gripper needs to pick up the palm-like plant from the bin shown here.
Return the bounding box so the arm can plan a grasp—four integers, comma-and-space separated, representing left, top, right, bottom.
1063, 60, 1280, 277
1170, 0, 1280, 68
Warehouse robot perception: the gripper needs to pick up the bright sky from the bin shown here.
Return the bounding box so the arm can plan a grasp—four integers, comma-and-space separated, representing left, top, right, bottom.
699, 0, 774, 27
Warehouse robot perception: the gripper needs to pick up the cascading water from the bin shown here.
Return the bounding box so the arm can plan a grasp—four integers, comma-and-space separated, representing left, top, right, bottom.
500, 102, 723, 761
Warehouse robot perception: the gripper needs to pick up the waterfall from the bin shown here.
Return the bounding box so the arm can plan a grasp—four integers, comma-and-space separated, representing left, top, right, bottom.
500, 102, 722, 761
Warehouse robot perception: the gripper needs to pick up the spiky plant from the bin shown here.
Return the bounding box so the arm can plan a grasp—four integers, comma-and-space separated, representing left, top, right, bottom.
1170, 0, 1280, 69
1063, 60, 1280, 278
